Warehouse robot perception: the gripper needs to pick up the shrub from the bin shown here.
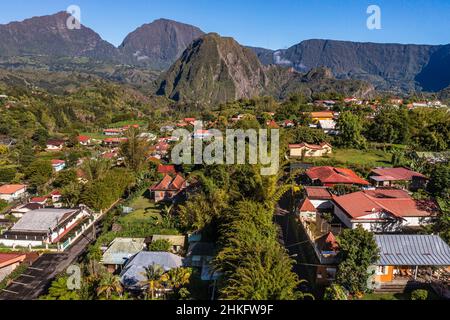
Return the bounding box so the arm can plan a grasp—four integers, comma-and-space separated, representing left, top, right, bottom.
411, 289, 428, 300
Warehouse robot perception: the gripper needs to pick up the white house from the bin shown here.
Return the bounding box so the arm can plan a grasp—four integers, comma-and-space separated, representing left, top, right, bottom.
331, 190, 436, 232
0, 207, 92, 249
51, 160, 66, 172
0, 184, 27, 202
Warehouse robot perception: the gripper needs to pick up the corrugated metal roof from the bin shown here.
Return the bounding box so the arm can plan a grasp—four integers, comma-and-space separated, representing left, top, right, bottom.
101, 238, 146, 265
375, 235, 450, 266
11, 209, 78, 232
120, 252, 183, 289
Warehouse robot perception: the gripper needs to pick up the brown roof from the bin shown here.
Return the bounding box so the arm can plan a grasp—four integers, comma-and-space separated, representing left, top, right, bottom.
0, 253, 26, 268
151, 174, 187, 192
305, 187, 332, 200
0, 184, 27, 194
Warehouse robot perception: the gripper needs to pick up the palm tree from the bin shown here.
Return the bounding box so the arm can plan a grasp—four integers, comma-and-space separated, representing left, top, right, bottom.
44, 276, 80, 300
161, 267, 192, 290
96, 272, 123, 300
141, 264, 165, 300
83, 158, 111, 181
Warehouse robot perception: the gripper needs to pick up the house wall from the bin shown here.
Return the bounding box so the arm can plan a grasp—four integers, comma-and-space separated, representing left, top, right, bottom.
0, 238, 44, 248
333, 205, 353, 228
375, 265, 394, 283
0, 262, 21, 282
49, 210, 89, 243
0, 188, 26, 202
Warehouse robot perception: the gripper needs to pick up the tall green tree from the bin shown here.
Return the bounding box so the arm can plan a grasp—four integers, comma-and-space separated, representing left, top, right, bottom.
336, 111, 367, 149
336, 226, 379, 294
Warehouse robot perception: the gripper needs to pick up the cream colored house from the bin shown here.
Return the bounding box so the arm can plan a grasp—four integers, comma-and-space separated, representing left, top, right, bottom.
289, 142, 332, 158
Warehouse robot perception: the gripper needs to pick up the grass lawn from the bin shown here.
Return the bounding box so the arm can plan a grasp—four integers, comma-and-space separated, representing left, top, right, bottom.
121, 195, 163, 223
362, 289, 441, 301
37, 151, 65, 160
362, 293, 410, 300
325, 148, 392, 167
108, 120, 148, 128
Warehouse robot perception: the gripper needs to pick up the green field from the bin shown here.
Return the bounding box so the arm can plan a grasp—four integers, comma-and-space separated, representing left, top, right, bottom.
326, 148, 392, 167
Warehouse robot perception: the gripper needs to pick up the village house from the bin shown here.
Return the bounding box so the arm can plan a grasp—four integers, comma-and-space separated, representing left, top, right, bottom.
0, 253, 27, 282
49, 190, 63, 208
369, 167, 428, 190
46, 139, 65, 151
344, 97, 362, 105
289, 142, 332, 158
318, 120, 338, 135
103, 128, 123, 136
281, 120, 295, 128
101, 238, 146, 273
310, 111, 334, 123
10, 203, 44, 218
150, 174, 187, 203
0, 184, 27, 202
103, 137, 128, 147
51, 159, 66, 172
77, 135, 92, 146
0, 207, 92, 249
369, 234, 450, 296
30, 197, 47, 206
193, 129, 213, 140
305, 166, 369, 187
120, 251, 183, 292
331, 189, 436, 232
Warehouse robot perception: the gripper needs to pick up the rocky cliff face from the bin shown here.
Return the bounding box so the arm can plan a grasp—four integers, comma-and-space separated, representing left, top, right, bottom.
119, 19, 204, 70
157, 33, 268, 104
0, 12, 119, 61
157, 34, 375, 104
251, 39, 450, 93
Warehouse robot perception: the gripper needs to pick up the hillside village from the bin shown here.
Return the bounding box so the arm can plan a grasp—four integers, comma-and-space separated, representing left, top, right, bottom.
0, 87, 449, 301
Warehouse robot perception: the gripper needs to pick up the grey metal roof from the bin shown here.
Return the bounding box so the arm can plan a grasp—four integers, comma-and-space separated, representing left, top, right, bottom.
11, 209, 78, 233
120, 251, 183, 289
101, 238, 146, 265
375, 235, 450, 266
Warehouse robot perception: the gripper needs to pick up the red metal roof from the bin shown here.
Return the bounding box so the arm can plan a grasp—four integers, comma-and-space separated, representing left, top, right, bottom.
299, 198, 316, 212
332, 191, 434, 219
306, 166, 369, 186
150, 174, 186, 192
305, 187, 332, 200
51, 159, 65, 165
77, 135, 90, 143
158, 165, 176, 175
371, 167, 427, 181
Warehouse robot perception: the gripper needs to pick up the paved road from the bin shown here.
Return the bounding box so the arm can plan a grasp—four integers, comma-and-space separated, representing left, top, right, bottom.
0, 224, 99, 300
275, 191, 320, 296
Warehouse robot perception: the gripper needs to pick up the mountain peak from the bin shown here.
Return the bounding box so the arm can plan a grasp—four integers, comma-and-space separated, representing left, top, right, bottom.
0, 11, 118, 61
119, 18, 204, 70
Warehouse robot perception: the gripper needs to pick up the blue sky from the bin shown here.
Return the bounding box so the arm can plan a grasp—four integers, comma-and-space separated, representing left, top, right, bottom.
1, 0, 449, 49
